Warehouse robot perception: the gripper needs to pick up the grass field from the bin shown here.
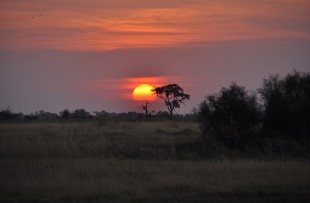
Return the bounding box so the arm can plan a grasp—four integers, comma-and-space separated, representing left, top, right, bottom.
1, 121, 310, 202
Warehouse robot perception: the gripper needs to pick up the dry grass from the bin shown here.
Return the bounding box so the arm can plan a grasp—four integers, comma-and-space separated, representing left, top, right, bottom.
1, 159, 310, 203
1, 121, 310, 202
0, 121, 200, 159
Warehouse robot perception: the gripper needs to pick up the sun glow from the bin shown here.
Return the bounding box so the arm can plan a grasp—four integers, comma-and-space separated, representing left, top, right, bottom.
133, 84, 156, 101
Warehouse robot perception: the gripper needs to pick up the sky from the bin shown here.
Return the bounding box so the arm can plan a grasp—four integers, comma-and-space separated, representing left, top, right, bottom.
0, 0, 309, 114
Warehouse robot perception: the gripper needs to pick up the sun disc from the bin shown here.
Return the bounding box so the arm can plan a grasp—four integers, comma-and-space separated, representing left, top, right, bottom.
133, 84, 155, 101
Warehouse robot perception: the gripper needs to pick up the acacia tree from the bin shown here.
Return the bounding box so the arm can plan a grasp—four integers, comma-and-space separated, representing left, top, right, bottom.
152, 84, 190, 116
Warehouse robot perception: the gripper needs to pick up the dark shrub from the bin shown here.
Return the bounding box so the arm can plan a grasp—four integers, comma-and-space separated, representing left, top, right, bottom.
0, 107, 23, 121
198, 82, 262, 149
259, 70, 310, 140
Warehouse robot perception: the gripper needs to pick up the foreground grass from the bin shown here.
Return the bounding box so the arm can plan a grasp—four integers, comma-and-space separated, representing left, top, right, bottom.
1, 121, 310, 202
1, 159, 310, 203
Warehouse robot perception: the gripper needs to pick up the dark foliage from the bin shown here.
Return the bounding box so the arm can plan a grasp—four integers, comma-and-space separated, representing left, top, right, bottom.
0, 107, 23, 121
198, 82, 262, 149
35, 110, 58, 120
152, 84, 190, 116
196, 70, 310, 156
258, 70, 310, 140
60, 109, 70, 119
72, 109, 92, 119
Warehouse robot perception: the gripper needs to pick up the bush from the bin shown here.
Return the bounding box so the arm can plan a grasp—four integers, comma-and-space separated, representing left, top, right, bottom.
259, 70, 310, 140
0, 107, 23, 121
198, 82, 262, 149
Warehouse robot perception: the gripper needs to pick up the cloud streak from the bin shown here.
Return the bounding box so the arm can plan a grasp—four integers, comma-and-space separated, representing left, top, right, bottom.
0, 0, 309, 51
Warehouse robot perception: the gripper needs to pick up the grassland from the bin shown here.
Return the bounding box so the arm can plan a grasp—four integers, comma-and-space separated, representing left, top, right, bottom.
1, 121, 310, 202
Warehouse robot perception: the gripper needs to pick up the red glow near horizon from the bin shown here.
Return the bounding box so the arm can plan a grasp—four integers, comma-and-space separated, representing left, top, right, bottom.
83, 76, 177, 101
121, 76, 171, 101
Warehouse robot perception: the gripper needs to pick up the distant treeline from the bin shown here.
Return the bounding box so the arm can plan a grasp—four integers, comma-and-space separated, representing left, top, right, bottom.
0, 108, 195, 122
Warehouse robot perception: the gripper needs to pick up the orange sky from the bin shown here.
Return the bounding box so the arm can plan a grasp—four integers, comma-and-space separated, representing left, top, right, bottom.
78, 76, 187, 110
0, 0, 309, 114
1, 0, 309, 51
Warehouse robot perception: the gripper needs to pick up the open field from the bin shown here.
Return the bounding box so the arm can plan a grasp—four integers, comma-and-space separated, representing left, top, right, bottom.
1, 121, 310, 202
0, 121, 201, 159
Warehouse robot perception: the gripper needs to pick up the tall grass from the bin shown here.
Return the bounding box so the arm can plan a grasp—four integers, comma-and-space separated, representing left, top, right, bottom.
1, 158, 310, 202
0, 121, 200, 160
1, 121, 310, 202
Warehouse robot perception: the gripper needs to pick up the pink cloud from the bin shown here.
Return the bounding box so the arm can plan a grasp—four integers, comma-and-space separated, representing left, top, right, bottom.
0, 0, 309, 51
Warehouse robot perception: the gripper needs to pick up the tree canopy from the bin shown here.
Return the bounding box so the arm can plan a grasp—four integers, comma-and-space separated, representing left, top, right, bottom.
258, 70, 310, 139
198, 82, 261, 148
152, 84, 190, 116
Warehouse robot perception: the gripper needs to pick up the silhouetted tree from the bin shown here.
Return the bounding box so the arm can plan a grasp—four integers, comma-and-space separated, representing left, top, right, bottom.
152, 84, 190, 116
60, 109, 70, 119
258, 70, 310, 140
198, 82, 262, 148
0, 107, 23, 120
24, 113, 37, 120
138, 101, 151, 116
0, 107, 14, 120
72, 109, 91, 119
35, 110, 58, 120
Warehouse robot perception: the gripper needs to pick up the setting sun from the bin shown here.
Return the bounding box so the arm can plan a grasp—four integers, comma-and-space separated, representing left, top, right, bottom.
133, 84, 156, 101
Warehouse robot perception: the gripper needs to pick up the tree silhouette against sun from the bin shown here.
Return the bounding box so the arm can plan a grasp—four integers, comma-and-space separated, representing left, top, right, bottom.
152, 84, 190, 116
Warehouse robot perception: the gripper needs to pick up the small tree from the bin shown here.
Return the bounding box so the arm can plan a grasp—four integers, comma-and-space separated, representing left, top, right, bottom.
73, 109, 91, 119
60, 109, 70, 119
138, 101, 151, 116
152, 84, 190, 116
